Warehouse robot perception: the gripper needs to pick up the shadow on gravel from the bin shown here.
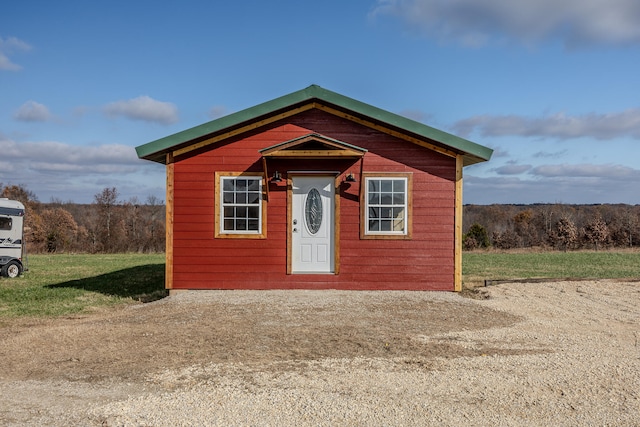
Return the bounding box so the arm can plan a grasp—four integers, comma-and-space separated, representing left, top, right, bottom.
48, 263, 167, 302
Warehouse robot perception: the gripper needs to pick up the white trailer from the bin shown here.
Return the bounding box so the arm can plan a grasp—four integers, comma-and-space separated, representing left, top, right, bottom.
0, 198, 26, 278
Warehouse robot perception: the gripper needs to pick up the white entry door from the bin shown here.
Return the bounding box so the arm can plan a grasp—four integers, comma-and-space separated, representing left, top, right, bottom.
291, 176, 335, 273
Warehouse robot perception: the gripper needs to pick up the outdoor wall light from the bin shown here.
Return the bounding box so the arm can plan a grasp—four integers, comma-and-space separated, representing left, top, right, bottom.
271, 170, 282, 182
345, 172, 356, 183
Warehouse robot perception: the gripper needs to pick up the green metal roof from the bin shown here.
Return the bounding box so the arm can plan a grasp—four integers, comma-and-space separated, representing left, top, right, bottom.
135, 85, 492, 166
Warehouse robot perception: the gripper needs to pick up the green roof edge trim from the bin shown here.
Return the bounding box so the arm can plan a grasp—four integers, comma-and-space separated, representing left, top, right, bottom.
135, 84, 492, 166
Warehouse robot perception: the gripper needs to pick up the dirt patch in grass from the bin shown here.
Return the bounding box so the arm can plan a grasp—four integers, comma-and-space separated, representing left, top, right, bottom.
0, 291, 521, 383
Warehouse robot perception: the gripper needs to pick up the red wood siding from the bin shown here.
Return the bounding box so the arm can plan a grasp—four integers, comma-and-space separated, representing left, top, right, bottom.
171, 111, 456, 291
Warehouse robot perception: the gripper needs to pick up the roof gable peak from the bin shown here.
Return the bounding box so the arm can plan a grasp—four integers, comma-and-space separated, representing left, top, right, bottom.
136, 85, 492, 166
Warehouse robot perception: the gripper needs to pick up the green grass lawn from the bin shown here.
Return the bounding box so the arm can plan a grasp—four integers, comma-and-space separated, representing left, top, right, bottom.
0, 253, 165, 320
1, 251, 639, 320
463, 250, 640, 287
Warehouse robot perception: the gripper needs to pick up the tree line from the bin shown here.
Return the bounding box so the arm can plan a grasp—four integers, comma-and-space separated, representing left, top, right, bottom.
1, 184, 165, 254
463, 203, 640, 251
4, 183, 639, 253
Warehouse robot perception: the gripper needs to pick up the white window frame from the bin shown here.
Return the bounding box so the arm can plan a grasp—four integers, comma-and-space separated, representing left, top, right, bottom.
215, 173, 266, 239
361, 173, 412, 240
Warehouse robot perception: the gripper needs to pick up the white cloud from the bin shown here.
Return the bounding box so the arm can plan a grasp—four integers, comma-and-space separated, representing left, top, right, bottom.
104, 96, 179, 124
0, 138, 140, 175
372, 0, 640, 47
452, 108, 640, 140
0, 36, 31, 71
464, 158, 640, 204
14, 101, 52, 122
0, 53, 18, 71
492, 164, 532, 175
531, 163, 640, 179
464, 167, 640, 204
0, 135, 165, 203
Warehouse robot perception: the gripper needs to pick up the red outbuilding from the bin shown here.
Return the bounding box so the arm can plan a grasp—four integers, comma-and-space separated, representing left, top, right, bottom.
136, 85, 492, 291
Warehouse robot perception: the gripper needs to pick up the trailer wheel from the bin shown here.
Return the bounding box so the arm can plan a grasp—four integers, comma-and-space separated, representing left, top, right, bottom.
1, 261, 22, 278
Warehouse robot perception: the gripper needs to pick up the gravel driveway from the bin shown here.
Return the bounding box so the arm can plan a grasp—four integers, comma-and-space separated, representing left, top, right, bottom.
1, 280, 638, 426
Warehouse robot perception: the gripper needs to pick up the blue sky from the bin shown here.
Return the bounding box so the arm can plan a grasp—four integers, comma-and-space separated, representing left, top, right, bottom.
2, 0, 640, 204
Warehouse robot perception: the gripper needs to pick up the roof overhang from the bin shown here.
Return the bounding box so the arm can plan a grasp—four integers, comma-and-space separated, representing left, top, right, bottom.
136, 85, 493, 167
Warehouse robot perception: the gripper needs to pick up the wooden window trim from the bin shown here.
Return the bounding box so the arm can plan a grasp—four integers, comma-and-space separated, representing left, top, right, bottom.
215, 172, 267, 239
360, 172, 413, 240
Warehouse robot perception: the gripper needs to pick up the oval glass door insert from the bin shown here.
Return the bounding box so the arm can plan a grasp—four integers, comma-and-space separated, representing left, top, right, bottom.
305, 188, 323, 234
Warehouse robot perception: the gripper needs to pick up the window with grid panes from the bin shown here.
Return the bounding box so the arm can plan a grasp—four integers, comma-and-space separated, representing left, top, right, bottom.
220, 176, 262, 234
365, 177, 408, 235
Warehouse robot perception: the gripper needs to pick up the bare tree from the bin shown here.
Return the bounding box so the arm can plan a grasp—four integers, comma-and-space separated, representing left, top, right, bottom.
92, 187, 125, 253
144, 195, 166, 252
608, 207, 639, 248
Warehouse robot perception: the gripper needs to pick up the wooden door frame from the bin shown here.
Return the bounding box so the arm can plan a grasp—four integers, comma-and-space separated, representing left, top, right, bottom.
286, 172, 340, 275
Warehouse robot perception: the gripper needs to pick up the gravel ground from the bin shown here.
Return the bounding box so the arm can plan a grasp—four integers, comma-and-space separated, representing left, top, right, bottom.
1, 280, 639, 426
